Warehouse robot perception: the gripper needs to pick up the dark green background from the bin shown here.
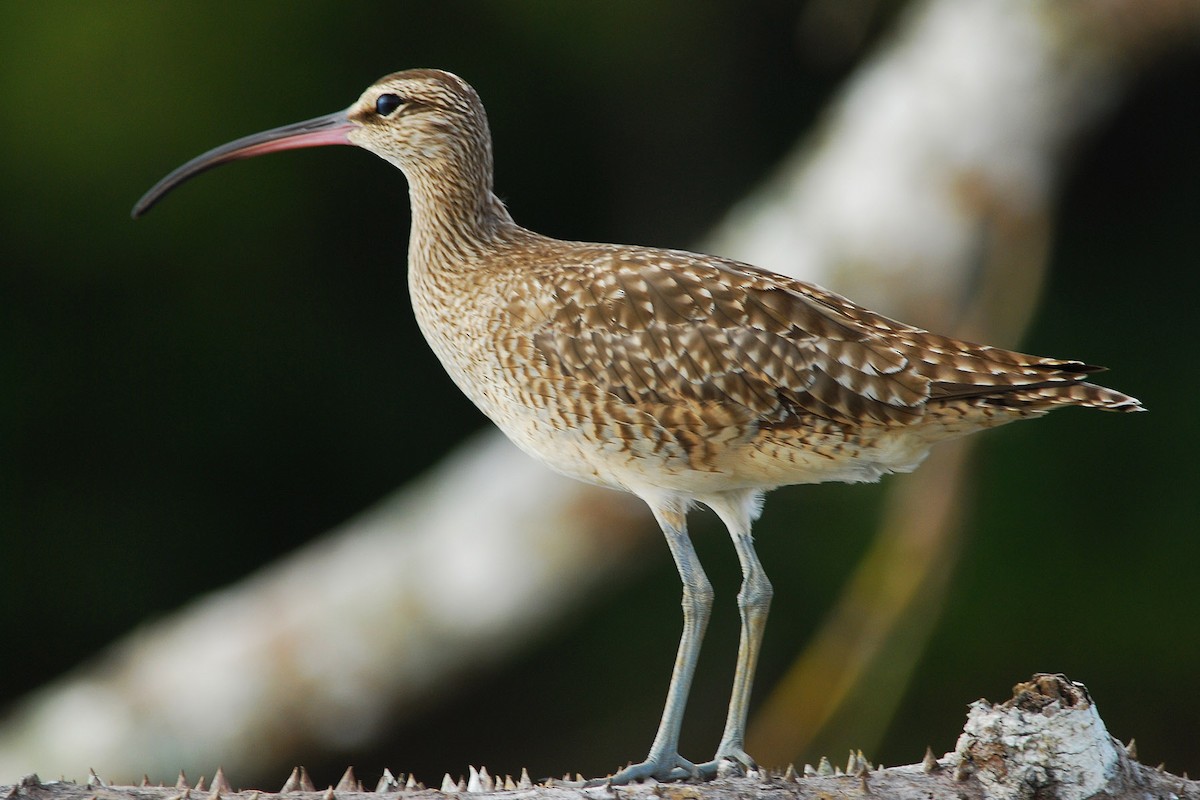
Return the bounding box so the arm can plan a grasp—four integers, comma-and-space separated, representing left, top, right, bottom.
3, 1, 1198, 787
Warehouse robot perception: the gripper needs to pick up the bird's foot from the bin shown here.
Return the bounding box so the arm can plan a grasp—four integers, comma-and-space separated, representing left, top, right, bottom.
587, 753, 701, 786
696, 745, 758, 779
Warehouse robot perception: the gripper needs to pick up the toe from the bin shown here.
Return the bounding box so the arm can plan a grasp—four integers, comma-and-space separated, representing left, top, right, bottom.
598, 753, 701, 785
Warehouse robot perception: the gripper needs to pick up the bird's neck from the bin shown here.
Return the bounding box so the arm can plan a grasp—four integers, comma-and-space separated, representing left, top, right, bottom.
409, 179, 513, 254
405, 144, 519, 270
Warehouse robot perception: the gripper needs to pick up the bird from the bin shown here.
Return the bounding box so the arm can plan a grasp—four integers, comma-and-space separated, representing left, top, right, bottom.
133, 68, 1142, 784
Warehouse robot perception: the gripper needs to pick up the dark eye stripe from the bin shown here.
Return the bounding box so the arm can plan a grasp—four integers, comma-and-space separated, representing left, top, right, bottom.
376, 93, 404, 116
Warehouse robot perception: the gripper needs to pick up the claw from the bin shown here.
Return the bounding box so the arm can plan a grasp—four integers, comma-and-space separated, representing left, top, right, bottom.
697, 747, 758, 779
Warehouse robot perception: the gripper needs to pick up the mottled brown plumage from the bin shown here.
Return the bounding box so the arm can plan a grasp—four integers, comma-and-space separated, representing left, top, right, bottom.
134, 68, 1141, 784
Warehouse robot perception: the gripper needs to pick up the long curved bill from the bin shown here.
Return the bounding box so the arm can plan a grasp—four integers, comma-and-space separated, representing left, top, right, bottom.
132, 110, 356, 218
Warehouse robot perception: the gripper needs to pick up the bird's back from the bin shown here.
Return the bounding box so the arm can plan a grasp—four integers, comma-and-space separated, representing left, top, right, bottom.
408, 231, 1141, 495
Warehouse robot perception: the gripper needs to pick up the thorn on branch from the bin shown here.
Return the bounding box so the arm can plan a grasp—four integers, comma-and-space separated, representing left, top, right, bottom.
336, 768, 358, 793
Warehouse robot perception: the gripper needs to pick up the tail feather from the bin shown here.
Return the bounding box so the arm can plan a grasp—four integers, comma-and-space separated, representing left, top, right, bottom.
975, 381, 1144, 413
920, 346, 1143, 413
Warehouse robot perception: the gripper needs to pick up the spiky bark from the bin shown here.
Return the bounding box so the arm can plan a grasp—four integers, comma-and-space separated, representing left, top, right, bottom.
4, 678, 1194, 800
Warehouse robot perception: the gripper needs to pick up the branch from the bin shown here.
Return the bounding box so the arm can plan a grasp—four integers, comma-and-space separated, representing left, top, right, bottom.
4, 677, 1193, 800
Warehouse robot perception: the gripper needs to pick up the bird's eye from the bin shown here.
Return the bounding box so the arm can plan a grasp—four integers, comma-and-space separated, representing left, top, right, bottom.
375, 93, 404, 116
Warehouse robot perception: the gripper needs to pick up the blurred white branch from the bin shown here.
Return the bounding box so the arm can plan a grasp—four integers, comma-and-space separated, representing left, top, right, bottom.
0, 442, 647, 781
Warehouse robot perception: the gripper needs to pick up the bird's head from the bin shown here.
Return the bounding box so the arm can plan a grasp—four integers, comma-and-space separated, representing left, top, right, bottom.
132, 69, 491, 218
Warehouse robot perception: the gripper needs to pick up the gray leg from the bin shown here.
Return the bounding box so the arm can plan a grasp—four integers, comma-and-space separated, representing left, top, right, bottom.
603, 495, 713, 785
698, 490, 773, 777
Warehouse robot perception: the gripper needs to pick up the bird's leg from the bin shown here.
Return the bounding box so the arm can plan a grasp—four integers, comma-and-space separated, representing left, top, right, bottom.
698, 492, 773, 777
600, 496, 713, 785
